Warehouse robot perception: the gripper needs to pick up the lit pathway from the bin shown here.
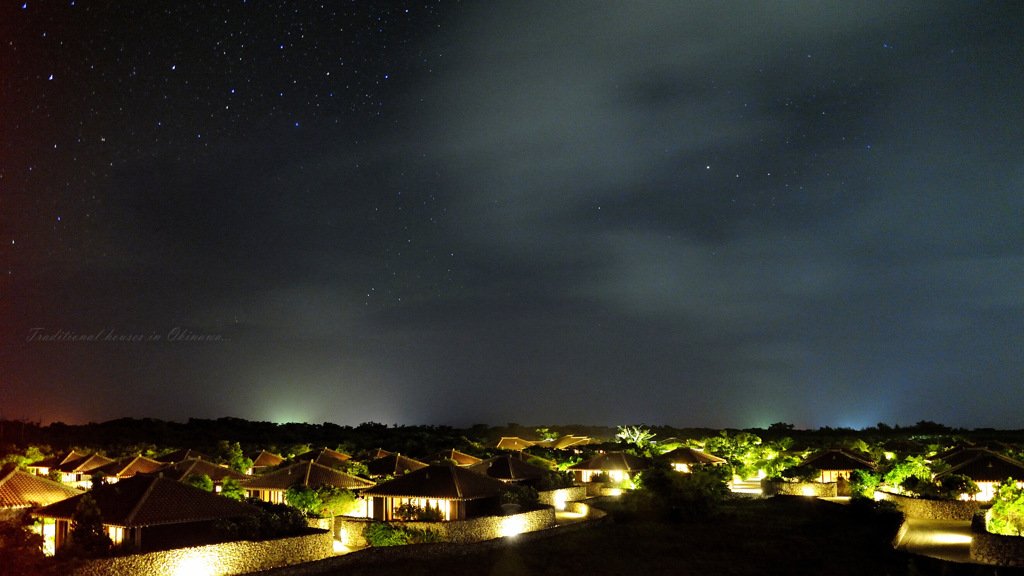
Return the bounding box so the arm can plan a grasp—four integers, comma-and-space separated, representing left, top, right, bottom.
895, 517, 974, 564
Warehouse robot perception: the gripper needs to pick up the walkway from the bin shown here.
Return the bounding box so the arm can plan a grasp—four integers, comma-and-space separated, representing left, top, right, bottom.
895, 517, 974, 564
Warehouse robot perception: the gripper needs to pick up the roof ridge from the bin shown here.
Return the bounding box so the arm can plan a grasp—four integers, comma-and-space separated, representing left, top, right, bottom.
124, 476, 160, 525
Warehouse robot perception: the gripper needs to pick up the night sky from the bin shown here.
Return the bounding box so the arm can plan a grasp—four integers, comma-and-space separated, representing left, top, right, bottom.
3, 2, 1022, 430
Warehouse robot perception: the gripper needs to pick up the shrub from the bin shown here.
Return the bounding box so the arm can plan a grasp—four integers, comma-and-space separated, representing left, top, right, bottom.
363, 522, 441, 546
538, 470, 575, 491
501, 484, 539, 506
781, 465, 821, 483
849, 470, 880, 498
987, 479, 1024, 536
183, 473, 214, 492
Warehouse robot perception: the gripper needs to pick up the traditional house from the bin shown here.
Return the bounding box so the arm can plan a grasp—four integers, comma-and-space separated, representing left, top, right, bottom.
245, 450, 285, 475
363, 464, 509, 521
151, 458, 250, 492
358, 448, 393, 461
154, 449, 211, 464
52, 453, 116, 488
93, 455, 164, 484
548, 435, 592, 450
656, 447, 727, 473
935, 450, 1024, 501
422, 449, 482, 466
240, 460, 374, 510
33, 475, 261, 553
24, 451, 88, 477
293, 447, 352, 469
485, 437, 536, 451
366, 453, 429, 478
799, 448, 876, 483
0, 465, 83, 554
467, 455, 549, 486
0, 464, 82, 520
569, 452, 650, 483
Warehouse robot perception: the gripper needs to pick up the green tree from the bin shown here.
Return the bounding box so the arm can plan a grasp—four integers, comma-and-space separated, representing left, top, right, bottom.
0, 513, 54, 576
285, 484, 322, 516
220, 478, 246, 501
216, 441, 254, 473
316, 485, 358, 517
184, 474, 214, 492
987, 479, 1024, 536
535, 428, 559, 441
616, 425, 656, 449
65, 494, 111, 556
882, 456, 932, 492
849, 469, 880, 498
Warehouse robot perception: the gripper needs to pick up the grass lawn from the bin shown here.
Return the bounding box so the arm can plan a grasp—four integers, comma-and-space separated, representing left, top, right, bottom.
315, 496, 1019, 576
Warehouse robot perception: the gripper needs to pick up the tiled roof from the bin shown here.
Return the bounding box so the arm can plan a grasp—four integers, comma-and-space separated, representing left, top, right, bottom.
241, 461, 373, 491
152, 459, 250, 483
56, 453, 116, 474
366, 454, 429, 477
550, 435, 592, 450
27, 451, 89, 470
294, 447, 351, 468
486, 437, 536, 450
94, 455, 165, 479
0, 465, 82, 509
569, 452, 650, 472
656, 447, 727, 466
359, 448, 393, 460
938, 451, 1024, 483
33, 475, 260, 527
247, 450, 285, 468
155, 449, 211, 463
422, 449, 482, 466
468, 455, 548, 482
363, 464, 508, 500
801, 448, 875, 471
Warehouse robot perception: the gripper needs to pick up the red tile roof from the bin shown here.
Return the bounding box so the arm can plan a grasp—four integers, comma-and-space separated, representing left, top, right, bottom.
486, 437, 536, 450
656, 447, 727, 466
468, 455, 549, 482
293, 447, 351, 468
56, 453, 115, 474
569, 452, 650, 472
0, 465, 82, 510
155, 449, 211, 463
94, 455, 165, 480
422, 449, 482, 466
26, 451, 89, 470
366, 454, 429, 477
247, 450, 285, 469
33, 475, 260, 527
363, 464, 508, 500
938, 451, 1024, 483
801, 448, 875, 472
241, 461, 373, 491
152, 459, 250, 483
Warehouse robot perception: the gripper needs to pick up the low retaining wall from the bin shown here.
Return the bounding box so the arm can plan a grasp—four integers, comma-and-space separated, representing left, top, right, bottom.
335, 506, 556, 547
874, 491, 980, 520
68, 530, 333, 576
970, 510, 1024, 566
537, 486, 588, 509
761, 479, 836, 497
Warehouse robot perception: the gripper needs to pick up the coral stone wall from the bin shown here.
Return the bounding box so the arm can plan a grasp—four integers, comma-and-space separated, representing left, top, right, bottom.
761, 479, 836, 497
335, 506, 556, 546
68, 530, 333, 576
970, 509, 1024, 566
537, 486, 588, 508
874, 491, 981, 520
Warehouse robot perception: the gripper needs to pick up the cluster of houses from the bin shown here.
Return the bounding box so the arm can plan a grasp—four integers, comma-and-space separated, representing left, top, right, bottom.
4, 434, 1024, 559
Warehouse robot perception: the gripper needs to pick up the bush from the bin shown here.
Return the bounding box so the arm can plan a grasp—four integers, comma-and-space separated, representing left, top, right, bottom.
501, 484, 539, 507
780, 465, 821, 483
363, 522, 441, 546
987, 478, 1024, 536
393, 502, 444, 521
849, 470, 880, 498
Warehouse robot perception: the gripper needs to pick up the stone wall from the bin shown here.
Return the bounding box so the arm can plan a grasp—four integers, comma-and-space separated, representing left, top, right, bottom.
68, 530, 333, 576
874, 491, 980, 520
335, 506, 556, 547
537, 486, 588, 509
761, 479, 836, 497
970, 509, 1024, 566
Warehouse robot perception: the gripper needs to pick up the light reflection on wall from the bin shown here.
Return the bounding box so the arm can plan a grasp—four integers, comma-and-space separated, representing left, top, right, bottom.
164, 547, 223, 576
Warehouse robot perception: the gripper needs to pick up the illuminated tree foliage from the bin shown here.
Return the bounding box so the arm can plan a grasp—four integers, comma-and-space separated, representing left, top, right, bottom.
882, 456, 932, 493
616, 426, 656, 450
220, 477, 246, 501
65, 494, 112, 556
0, 513, 55, 576
184, 473, 214, 492
987, 479, 1024, 536
317, 485, 358, 517
285, 484, 322, 516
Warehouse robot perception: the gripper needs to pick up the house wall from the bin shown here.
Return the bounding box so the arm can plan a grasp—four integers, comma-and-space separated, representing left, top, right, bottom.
970, 511, 1024, 566
761, 479, 836, 497
874, 491, 981, 520
65, 529, 333, 576
335, 506, 556, 547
